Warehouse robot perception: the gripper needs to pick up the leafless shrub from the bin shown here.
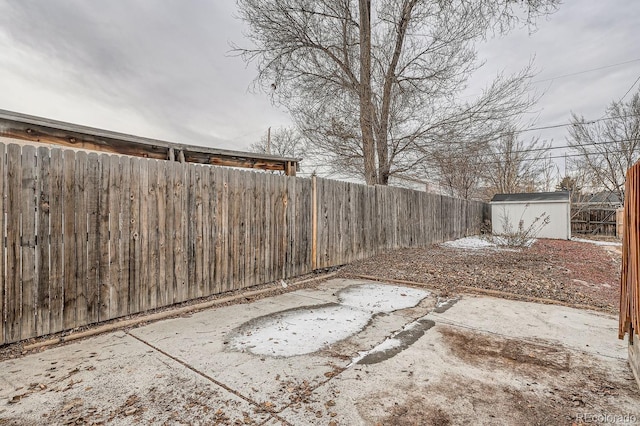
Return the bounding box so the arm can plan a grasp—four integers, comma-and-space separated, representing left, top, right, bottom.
493, 204, 550, 248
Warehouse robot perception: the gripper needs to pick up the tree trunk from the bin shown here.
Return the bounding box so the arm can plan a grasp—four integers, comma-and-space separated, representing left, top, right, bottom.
375, 0, 416, 186
358, 0, 377, 185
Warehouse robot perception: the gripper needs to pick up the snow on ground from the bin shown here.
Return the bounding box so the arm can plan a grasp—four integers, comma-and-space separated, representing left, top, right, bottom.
571, 237, 622, 246
444, 235, 623, 250
441, 235, 537, 250
348, 317, 427, 366
230, 305, 372, 357
349, 337, 403, 366
229, 284, 430, 357
338, 283, 430, 313
441, 236, 496, 249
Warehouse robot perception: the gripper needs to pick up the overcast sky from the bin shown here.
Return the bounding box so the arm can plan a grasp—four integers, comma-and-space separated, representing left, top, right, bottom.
0, 1, 638, 176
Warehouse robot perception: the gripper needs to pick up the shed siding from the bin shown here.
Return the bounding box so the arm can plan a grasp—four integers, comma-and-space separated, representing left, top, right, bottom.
491, 201, 571, 240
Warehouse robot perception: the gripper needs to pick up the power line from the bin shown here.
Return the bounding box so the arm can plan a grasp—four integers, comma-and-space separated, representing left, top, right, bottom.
434, 137, 639, 159
426, 148, 639, 167
460, 58, 640, 99
425, 112, 640, 145
419, 112, 640, 153
618, 73, 640, 103
531, 58, 640, 84
593, 73, 640, 122
515, 112, 640, 135
302, 144, 640, 169
300, 134, 640, 166
299, 114, 640, 168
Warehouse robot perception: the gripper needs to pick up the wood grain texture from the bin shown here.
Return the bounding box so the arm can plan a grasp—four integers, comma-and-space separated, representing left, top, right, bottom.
156, 160, 168, 307
163, 160, 175, 306
49, 149, 65, 333
118, 155, 131, 316
146, 160, 159, 310
62, 150, 77, 329
0, 144, 4, 345
6, 144, 21, 342
36, 147, 51, 337
97, 154, 111, 321
0, 141, 488, 345
108, 155, 121, 318
20, 145, 37, 339
620, 160, 640, 340
138, 159, 149, 312
128, 157, 141, 312
85, 153, 100, 325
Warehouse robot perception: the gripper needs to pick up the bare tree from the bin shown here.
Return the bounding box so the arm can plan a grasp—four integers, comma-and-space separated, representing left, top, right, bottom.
234, 0, 559, 185
428, 125, 554, 200
249, 127, 307, 158
568, 91, 640, 201
431, 138, 487, 199
483, 130, 552, 196
538, 154, 560, 193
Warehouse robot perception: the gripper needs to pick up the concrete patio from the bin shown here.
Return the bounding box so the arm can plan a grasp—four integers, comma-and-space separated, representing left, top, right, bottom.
1, 278, 638, 425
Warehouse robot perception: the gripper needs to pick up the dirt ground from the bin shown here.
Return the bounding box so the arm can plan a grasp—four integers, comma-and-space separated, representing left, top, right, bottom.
340, 238, 622, 313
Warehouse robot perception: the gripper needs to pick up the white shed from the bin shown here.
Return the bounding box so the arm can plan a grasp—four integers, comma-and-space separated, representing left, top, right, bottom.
490, 192, 571, 240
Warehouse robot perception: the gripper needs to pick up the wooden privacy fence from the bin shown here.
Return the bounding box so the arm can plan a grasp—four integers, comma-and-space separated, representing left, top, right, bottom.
571, 206, 620, 237
620, 161, 640, 341
0, 142, 486, 345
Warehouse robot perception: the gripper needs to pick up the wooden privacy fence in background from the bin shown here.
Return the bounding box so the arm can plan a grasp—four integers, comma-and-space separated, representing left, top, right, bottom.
0, 142, 486, 345
620, 160, 640, 341
571, 206, 620, 237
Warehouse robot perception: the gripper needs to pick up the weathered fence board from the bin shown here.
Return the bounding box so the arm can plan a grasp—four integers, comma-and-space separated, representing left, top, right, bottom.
620, 160, 640, 340
36, 147, 51, 337
129, 157, 141, 312
63, 150, 77, 330
20, 145, 37, 340
147, 159, 159, 310
118, 156, 131, 317
98, 154, 110, 321
0, 142, 487, 345
86, 154, 101, 325
50, 149, 64, 334
0, 144, 4, 345
6, 144, 22, 342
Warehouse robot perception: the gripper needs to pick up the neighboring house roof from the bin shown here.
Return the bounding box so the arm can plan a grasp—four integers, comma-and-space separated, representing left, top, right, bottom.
578, 191, 622, 205
0, 109, 300, 175
491, 191, 571, 203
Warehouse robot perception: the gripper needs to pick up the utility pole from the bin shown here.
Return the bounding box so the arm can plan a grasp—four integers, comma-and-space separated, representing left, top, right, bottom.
267, 127, 271, 155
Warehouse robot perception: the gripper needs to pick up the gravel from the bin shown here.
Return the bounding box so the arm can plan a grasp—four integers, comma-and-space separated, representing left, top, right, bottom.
340, 238, 621, 313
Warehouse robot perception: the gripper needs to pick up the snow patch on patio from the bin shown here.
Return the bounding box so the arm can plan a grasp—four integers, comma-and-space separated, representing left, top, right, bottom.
338, 283, 430, 313
229, 283, 430, 357
348, 317, 432, 366
350, 338, 403, 365
230, 305, 372, 357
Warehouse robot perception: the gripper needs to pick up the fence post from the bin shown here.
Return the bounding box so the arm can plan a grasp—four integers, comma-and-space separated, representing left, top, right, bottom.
281, 178, 288, 279
311, 175, 317, 270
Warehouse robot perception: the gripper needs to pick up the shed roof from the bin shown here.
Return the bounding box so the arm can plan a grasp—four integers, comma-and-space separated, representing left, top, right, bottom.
491, 191, 570, 203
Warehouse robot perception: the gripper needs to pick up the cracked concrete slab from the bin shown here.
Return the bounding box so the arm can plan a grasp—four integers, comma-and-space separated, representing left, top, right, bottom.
1, 279, 638, 425
127, 280, 435, 413
276, 294, 640, 426
429, 295, 626, 359
0, 332, 274, 425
